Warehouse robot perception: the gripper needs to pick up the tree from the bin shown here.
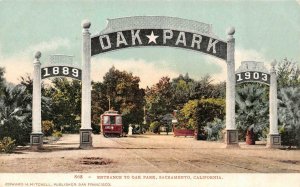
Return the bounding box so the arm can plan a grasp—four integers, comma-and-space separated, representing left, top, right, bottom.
235, 84, 269, 142
178, 98, 225, 134
92, 67, 145, 133
189, 75, 222, 100
205, 118, 225, 141
145, 76, 173, 123
276, 58, 300, 89
20, 75, 52, 121
278, 87, 300, 147
0, 67, 5, 96
91, 81, 109, 133
20, 74, 33, 95
171, 74, 194, 109
43, 78, 82, 133
275, 58, 300, 147
0, 85, 32, 145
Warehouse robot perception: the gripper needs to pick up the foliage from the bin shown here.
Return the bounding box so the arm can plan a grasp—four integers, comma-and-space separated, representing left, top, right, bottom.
278, 87, 300, 147
196, 98, 225, 130
276, 58, 300, 89
170, 74, 194, 109
205, 118, 225, 141
0, 137, 16, 153
149, 121, 160, 133
52, 130, 63, 138
145, 76, 173, 123
0, 67, 5, 96
91, 123, 101, 134
160, 113, 173, 131
92, 67, 145, 132
0, 85, 32, 145
146, 74, 226, 128
189, 75, 225, 100
275, 58, 300, 147
20, 75, 52, 122
91, 81, 108, 130
178, 98, 225, 131
177, 100, 198, 129
235, 84, 269, 140
43, 78, 81, 133
42, 120, 54, 136
170, 74, 225, 110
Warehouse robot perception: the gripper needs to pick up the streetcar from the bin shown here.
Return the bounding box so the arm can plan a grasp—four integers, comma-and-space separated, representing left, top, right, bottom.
100, 110, 123, 137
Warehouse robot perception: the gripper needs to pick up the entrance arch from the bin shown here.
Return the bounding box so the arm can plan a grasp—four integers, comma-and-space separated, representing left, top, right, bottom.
30, 54, 82, 149
79, 16, 237, 148
31, 16, 239, 149
235, 61, 281, 148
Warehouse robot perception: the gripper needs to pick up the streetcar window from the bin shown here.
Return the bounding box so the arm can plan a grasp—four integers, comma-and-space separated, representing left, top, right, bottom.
110, 116, 115, 125
116, 116, 122, 124
103, 116, 110, 125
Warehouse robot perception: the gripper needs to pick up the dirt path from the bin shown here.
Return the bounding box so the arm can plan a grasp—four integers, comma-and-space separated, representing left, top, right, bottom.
0, 134, 299, 173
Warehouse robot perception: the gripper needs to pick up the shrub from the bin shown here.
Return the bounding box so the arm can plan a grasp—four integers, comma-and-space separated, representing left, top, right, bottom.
0, 137, 16, 153
92, 123, 101, 134
52, 130, 63, 138
0, 85, 32, 146
149, 121, 160, 133
279, 125, 300, 148
235, 84, 269, 141
42, 120, 54, 136
178, 98, 225, 131
0, 118, 31, 146
205, 118, 225, 141
278, 87, 300, 147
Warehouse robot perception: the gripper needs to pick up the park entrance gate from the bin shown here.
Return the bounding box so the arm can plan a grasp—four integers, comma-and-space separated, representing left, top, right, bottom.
30, 16, 280, 149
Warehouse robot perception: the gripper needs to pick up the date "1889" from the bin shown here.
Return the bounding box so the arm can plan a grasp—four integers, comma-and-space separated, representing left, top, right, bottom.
41, 66, 82, 80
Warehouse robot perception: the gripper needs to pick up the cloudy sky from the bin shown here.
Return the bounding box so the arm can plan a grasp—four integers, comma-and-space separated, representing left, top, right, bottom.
0, 0, 299, 88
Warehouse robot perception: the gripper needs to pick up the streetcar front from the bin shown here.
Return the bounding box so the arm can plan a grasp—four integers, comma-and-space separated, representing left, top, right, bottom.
100, 111, 123, 137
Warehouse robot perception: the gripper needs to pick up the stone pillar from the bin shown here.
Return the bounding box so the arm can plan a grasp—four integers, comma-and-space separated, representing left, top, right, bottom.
30, 51, 43, 149
267, 60, 281, 148
225, 27, 239, 147
80, 20, 93, 149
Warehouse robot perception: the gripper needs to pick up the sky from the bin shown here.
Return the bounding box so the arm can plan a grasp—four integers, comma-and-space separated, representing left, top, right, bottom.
0, 0, 299, 88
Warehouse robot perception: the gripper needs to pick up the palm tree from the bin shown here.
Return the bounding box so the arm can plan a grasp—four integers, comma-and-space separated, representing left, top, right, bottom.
278, 87, 300, 147
0, 85, 32, 145
235, 84, 269, 144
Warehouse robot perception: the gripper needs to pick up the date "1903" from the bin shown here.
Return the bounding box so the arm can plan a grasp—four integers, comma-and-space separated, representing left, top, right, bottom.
235, 71, 270, 85
41, 66, 82, 80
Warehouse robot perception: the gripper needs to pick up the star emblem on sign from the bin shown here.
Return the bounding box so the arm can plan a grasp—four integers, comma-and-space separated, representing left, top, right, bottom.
146, 31, 159, 44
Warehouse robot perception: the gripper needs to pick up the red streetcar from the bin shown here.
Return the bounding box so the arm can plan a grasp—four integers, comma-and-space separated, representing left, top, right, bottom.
100, 110, 123, 137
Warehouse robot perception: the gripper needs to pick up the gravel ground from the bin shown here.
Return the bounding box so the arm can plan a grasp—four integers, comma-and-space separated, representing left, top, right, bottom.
0, 134, 300, 173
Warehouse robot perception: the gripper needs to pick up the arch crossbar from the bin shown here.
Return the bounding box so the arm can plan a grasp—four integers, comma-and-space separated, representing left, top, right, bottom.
91, 29, 227, 60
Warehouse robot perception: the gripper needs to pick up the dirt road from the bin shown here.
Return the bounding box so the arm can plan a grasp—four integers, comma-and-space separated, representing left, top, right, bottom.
1, 134, 299, 173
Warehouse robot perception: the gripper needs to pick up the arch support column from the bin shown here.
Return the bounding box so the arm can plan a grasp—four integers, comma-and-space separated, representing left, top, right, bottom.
225, 27, 239, 148
267, 61, 281, 148
30, 51, 43, 149
80, 20, 93, 149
